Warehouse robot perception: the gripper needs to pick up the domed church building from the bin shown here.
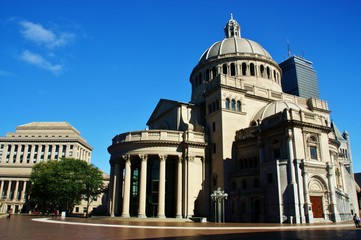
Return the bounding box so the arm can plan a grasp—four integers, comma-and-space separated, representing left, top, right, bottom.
107, 16, 358, 223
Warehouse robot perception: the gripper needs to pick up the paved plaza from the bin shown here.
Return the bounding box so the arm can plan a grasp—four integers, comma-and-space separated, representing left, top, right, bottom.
1, 214, 361, 240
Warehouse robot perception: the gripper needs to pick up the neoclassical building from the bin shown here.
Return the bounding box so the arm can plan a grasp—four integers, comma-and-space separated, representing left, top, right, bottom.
107, 16, 358, 223
0, 122, 107, 215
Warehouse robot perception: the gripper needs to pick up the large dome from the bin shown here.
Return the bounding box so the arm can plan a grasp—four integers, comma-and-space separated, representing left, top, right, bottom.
199, 37, 272, 63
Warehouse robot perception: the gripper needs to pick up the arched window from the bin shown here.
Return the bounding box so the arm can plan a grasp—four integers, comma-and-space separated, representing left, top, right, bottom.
260, 65, 265, 77
199, 72, 202, 83
250, 63, 255, 76
206, 69, 210, 81
242, 63, 247, 75
236, 100, 241, 111
266, 67, 270, 79
225, 98, 230, 109
230, 63, 236, 76
222, 64, 227, 74
231, 99, 236, 110
273, 70, 276, 81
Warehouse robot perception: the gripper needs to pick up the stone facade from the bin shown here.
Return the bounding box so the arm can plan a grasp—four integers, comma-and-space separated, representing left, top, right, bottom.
107, 16, 358, 223
0, 122, 107, 215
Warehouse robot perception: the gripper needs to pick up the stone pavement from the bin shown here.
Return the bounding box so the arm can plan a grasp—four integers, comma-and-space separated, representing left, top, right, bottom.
1, 214, 361, 240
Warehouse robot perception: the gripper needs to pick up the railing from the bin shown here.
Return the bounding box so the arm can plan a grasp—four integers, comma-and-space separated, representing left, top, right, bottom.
112, 130, 206, 145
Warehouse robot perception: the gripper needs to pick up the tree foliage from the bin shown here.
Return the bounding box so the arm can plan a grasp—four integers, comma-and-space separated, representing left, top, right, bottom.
29, 158, 104, 215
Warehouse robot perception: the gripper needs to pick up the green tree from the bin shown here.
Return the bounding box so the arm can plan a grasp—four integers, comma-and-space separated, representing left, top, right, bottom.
29, 158, 104, 215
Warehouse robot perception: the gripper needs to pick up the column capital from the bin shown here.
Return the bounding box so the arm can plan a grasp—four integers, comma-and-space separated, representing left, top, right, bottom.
159, 154, 167, 161
139, 154, 148, 161
122, 154, 130, 162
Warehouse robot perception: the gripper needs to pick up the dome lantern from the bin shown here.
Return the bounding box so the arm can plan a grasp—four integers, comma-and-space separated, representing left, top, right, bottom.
224, 14, 241, 38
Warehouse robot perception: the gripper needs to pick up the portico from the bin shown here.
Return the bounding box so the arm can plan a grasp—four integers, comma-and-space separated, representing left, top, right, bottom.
108, 129, 207, 219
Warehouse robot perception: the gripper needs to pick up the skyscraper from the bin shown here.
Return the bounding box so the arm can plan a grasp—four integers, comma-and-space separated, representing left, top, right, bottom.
279, 55, 320, 99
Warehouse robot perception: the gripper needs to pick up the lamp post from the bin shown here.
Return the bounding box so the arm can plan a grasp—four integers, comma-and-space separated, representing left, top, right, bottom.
210, 187, 228, 223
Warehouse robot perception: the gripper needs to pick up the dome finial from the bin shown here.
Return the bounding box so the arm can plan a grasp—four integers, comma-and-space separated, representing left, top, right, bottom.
224, 14, 241, 38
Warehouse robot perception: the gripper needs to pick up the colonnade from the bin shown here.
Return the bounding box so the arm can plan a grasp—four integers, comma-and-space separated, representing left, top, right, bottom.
109, 154, 185, 219
0, 179, 28, 213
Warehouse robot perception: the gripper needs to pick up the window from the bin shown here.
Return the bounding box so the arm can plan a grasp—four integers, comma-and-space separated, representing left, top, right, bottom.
225, 98, 230, 109
213, 143, 216, 154
236, 101, 241, 111
260, 65, 264, 77
222, 64, 227, 74
307, 135, 319, 160
212, 67, 217, 79
310, 146, 318, 159
250, 63, 255, 76
242, 63, 247, 75
230, 63, 236, 76
212, 122, 216, 132
231, 99, 236, 110
206, 69, 210, 81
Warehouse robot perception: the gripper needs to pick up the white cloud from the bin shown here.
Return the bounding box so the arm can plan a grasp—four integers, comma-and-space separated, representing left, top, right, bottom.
19, 20, 75, 48
20, 50, 63, 75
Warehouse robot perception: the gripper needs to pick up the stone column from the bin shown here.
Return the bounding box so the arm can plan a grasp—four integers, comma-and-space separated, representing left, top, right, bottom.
29, 145, 35, 163
16, 144, 22, 163
157, 155, 166, 218
5, 181, 11, 199
327, 161, 341, 222
50, 145, 56, 160
113, 161, 122, 216
121, 155, 131, 218
1, 145, 8, 163
44, 145, 49, 161
20, 181, 27, 202
138, 154, 148, 218
176, 155, 183, 218
0, 180, 4, 198
286, 128, 300, 223
301, 161, 313, 223
9, 145, 14, 163
14, 181, 19, 200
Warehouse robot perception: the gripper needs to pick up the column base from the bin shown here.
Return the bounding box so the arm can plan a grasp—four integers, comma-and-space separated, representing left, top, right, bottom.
121, 213, 130, 218
138, 214, 147, 218
176, 214, 182, 219
157, 214, 166, 219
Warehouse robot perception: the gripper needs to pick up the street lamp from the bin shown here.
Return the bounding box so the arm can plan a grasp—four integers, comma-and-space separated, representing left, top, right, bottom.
210, 187, 228, 223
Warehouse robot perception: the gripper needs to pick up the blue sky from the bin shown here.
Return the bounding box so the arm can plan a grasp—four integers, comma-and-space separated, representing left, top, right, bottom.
1, 0, 360, 174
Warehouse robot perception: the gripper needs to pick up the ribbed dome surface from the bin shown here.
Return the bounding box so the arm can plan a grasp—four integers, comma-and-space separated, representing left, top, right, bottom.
199, 37, 272, 63
253, 101, 311, 121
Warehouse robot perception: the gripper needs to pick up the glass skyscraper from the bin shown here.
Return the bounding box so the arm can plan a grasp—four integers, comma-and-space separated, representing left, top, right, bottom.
279, 56, 320, 99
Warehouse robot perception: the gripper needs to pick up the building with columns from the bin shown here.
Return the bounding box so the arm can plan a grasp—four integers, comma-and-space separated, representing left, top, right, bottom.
0, 122, 94, 214
107, 16, 358, 223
